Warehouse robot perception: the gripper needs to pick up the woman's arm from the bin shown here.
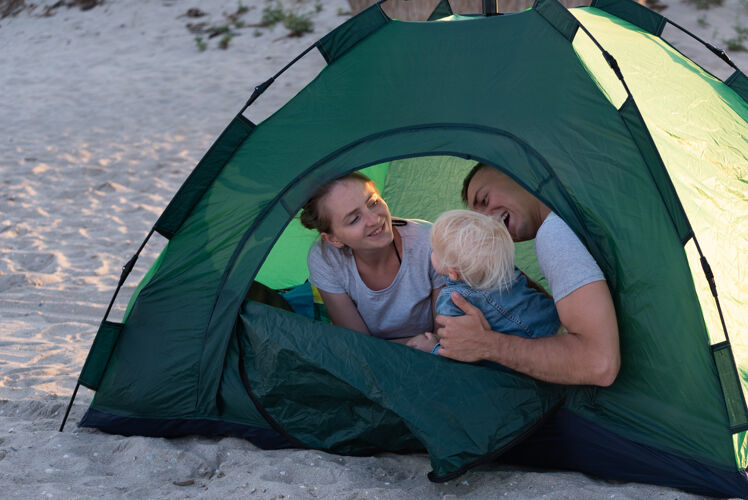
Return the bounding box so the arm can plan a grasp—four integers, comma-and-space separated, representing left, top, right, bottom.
318, 289, 370, 335
431, 286, 443, 329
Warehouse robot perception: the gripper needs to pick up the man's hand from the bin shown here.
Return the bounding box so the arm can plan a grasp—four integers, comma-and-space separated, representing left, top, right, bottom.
435, 291, 499, 363
437, 283, 619, 386
406, 332, 439, 352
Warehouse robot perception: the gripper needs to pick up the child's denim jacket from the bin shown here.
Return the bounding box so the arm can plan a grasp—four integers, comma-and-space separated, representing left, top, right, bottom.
435, 268, 561, 339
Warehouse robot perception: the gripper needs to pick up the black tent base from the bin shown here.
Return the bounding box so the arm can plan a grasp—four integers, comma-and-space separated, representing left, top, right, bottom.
81, 406, 748, 497
79, 408, 294, 450
501, 408, 748, 498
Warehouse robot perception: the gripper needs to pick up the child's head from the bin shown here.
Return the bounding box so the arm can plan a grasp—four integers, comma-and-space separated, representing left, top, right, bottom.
430, 209, 515, 290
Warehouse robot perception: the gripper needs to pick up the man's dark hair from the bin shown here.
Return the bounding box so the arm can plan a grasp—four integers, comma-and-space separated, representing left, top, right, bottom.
461, 163, 488, 205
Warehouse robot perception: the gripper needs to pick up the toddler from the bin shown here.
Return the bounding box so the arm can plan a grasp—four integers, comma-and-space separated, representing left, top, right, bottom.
409, 209, 563, 355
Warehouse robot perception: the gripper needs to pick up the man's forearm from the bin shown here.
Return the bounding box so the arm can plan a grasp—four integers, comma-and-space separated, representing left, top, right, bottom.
484, 329, 617, 385
436, 282, 620, 386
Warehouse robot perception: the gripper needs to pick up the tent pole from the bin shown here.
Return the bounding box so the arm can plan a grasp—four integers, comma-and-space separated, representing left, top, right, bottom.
483, 0, 500, 15
240, 43, 319, 115
692, 235, 730, 339
59, 382, 80, 432
58, 226, 155, 432
666, 19, 738, 71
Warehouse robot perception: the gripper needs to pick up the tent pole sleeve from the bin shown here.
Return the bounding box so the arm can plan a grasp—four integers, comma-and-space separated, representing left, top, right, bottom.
59, 382, 80, 432
692, 234, 748, 431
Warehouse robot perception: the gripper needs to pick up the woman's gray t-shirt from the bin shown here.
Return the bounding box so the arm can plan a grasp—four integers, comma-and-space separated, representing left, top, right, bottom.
307, 219, 445, 339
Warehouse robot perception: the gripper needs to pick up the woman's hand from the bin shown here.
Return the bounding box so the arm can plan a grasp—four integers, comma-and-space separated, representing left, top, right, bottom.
406, 332, 439, 352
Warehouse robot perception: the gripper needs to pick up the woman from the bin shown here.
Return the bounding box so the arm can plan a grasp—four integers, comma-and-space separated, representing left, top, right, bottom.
301, 172, 444, 343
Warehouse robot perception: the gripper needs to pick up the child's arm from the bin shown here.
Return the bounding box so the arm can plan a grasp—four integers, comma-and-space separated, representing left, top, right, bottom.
406, 332, 439, 352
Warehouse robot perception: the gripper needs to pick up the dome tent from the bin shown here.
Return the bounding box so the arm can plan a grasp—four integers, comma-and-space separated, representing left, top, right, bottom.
61, 0, 748, 496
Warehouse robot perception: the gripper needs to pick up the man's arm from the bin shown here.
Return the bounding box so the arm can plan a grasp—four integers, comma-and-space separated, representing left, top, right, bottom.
435, 280, 619, 386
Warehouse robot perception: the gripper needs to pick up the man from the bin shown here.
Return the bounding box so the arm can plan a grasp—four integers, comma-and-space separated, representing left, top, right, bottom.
435, 163, 620, 386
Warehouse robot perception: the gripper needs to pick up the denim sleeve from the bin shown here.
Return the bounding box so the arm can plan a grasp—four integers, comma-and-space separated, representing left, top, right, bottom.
435, 288, 466, 317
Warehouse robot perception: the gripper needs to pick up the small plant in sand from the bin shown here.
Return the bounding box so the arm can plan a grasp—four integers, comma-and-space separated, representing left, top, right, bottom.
219, 33, 233, 50
184, 1, 252, 51
207, 24, 231, 37
228, 0, 248, 27
723, 25, 748, 52
194, 35, 207, 51
256, 0, 317, 37
261, 0, 285, 27
184, 0, 322, 50
697, 15, 709, 28
283, 11, 314, 37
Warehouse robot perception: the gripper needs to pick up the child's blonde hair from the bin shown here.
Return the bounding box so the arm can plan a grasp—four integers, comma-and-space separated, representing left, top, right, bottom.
431, 209, 515, 291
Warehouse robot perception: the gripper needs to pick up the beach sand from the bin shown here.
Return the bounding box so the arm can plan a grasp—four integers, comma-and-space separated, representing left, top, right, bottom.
1, 0, 746, 497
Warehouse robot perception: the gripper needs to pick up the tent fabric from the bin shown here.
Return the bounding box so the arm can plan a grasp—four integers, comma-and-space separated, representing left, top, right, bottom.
238, 300, 564, 480
154, 116, 255, 239
727, 70, 748, 102
568, 6, 748, 465
591, 0, 666, 35
502, 408, 748, 498
75, 0, 748, 495
427, 0, 454, 21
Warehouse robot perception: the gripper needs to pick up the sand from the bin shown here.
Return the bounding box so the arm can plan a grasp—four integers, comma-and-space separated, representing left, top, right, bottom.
1, 0, 746, 497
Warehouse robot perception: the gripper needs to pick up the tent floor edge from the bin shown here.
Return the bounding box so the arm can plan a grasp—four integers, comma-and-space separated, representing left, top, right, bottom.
427, 397, 566, 483
500, 408, 748, 498
78, 408, 293, 449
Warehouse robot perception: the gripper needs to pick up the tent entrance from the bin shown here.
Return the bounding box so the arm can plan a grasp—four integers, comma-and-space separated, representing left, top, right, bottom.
252, 124, 610, 295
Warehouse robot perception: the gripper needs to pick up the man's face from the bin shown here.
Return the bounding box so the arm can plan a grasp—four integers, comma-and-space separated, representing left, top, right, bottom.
465, 167, 541, 242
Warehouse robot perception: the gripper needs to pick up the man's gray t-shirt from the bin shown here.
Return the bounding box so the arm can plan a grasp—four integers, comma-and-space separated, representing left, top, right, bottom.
307, 219, 445, 339
534, 212, 605, 302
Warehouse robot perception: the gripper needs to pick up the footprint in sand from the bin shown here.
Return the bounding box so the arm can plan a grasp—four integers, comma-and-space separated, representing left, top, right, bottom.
5, 251, 57, 273
0, 273, 28, 292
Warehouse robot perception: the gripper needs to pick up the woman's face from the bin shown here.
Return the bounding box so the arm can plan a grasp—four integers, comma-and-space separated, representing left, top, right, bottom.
320, 179, 393, 252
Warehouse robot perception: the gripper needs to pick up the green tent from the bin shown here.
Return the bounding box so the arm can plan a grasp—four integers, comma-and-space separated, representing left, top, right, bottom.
63, 0, 748, 495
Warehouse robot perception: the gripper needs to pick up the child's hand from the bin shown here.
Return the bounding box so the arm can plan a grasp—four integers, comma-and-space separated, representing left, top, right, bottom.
406, 332, 439, 352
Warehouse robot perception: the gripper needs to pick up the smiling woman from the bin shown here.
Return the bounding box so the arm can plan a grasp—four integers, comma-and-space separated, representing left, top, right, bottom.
299, 171, 445, 341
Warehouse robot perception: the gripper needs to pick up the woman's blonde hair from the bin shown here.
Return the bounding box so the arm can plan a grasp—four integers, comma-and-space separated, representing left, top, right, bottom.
431, 209, 515, 291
